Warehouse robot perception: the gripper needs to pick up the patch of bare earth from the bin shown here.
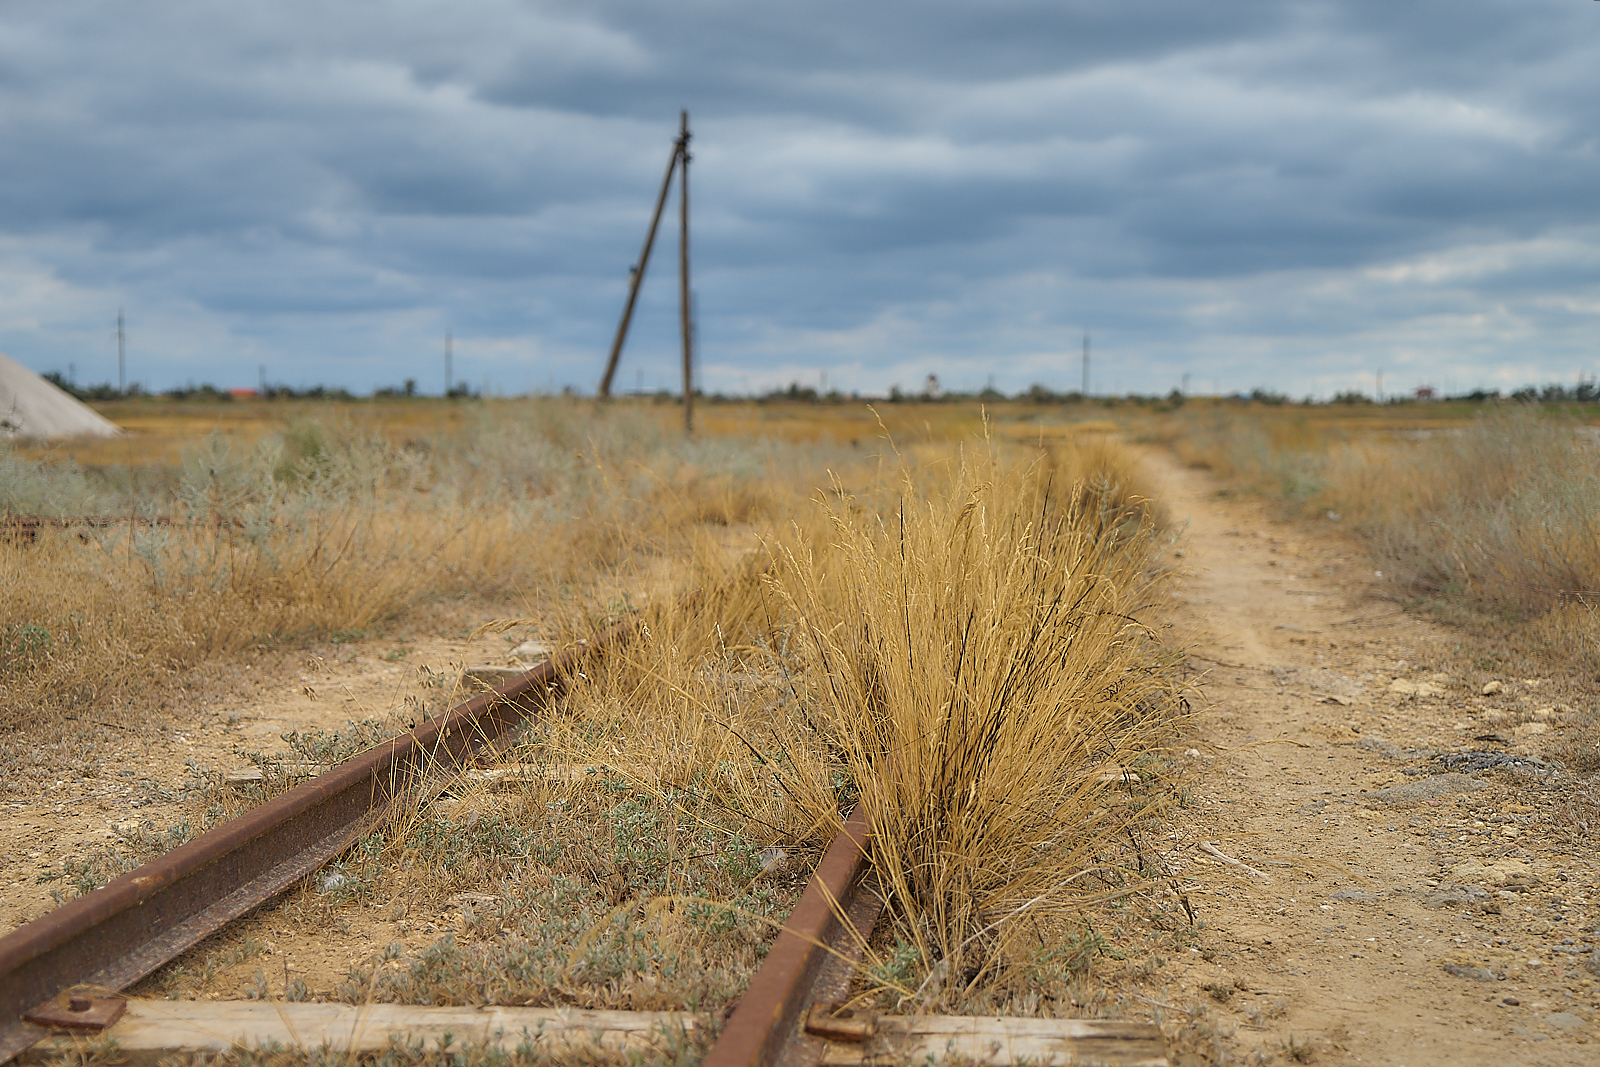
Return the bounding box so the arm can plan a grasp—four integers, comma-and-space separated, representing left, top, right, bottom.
0, 587, 570, 946
1141, 448, 1599, 1065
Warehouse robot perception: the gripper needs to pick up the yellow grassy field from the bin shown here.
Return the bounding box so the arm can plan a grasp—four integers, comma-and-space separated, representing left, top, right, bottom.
21, 394, 1128, 472
5, 395, 1190, 1018
1150, 398, 1600, 671
1, 396, 1155, 722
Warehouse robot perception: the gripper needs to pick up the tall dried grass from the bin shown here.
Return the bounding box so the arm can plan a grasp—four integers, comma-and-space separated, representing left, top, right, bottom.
775, 446, 1182, 1002
536, 432, 1183, 1007
0, 401, 843, 726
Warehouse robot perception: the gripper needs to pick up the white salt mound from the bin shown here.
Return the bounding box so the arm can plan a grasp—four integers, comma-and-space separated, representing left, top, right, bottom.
0, 351, 121, 440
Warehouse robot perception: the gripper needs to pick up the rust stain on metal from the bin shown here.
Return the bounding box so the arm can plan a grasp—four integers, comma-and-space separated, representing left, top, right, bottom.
701, 805, 877, 1067
0, 620, 631, 1061
803, 1004, 875, 1043
23, 993, 125, 1032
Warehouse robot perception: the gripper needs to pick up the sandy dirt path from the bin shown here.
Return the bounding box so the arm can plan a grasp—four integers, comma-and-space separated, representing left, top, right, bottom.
1140, 449, 1599, 1064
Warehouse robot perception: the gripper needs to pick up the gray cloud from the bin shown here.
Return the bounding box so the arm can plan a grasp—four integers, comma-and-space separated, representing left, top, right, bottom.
0, 0, 1596, 398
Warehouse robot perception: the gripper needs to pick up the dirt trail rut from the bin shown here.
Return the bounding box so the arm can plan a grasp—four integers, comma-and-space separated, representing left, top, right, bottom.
1143, 449, 1599, 1064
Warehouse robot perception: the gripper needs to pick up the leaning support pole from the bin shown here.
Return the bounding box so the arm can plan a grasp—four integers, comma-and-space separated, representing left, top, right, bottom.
678, 110, 693, 434
598, 135, 683, 400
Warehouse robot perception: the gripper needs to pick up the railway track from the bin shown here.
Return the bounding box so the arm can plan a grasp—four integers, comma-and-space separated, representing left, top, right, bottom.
0, 618, 630, 1059
0, 610, 897, 1066
0, 609, 1167, 1066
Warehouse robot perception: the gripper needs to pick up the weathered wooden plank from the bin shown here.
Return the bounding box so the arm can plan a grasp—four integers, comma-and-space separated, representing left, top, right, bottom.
223, 763, 328, 786
818, 1015, 1167, 1067
24, 1002, 700, 1062
25, 1003, 1162, 1067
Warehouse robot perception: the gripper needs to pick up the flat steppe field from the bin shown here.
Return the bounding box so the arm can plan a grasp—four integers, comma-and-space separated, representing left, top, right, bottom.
3, 396, 1598, 1065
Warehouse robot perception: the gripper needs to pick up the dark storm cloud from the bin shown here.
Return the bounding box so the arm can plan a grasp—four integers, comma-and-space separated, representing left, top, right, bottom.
0, 0, 1596, 396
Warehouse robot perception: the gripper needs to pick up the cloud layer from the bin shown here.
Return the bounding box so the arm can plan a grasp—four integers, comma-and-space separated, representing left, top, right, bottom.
0, 1, 1595, 397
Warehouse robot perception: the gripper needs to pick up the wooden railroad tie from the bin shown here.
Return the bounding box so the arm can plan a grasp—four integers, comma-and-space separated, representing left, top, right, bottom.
23, 1000, 1168, 1067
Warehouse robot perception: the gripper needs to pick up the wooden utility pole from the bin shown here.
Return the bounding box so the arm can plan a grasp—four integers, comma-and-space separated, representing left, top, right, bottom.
598, 113, 695, 434
677, 110, 693, 434
1081, 331, 1089, 397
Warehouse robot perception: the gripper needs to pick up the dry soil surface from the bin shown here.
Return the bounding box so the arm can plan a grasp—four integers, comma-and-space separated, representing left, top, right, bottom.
0, 608, 548, 944
7, 453, 1600, 1066
1142, 448, 1599, 1065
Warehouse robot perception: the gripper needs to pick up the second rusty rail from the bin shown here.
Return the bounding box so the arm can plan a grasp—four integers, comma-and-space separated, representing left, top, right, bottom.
0, 620, 630, 1059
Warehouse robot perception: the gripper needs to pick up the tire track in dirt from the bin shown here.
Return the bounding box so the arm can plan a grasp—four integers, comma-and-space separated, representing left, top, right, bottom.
1143, 449, 1599, 1065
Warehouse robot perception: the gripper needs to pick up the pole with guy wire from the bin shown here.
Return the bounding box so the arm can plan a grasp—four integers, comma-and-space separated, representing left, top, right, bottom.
677, 110, 693, 434
599, 111, 695, 434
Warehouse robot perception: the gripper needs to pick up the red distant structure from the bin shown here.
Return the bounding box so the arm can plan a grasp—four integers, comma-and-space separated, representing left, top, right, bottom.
230, 387, 258, 398
1413, 385, 1436, 400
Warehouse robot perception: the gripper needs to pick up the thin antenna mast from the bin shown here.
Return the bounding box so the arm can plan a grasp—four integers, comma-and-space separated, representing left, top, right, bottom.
445, 330, 453, 397
117, 309, 126, 395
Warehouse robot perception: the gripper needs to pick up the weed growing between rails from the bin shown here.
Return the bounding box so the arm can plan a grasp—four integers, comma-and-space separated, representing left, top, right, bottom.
776, 447, 1188, 1011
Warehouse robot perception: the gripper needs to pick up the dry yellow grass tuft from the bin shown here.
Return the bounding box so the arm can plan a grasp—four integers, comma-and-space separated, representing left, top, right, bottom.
499, 427, 1185, 1008
774, 444, 1183, 1005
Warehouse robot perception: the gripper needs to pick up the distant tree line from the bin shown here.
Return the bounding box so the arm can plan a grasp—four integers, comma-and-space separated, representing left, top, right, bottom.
42, 372, 138, 401
35, 368, 1600, 407
39, 371, 483, 402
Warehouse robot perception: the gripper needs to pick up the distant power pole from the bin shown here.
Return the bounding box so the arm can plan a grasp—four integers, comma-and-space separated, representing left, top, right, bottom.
1081, 331, 1089, 397
259, 363, 266, 394
1376, 368, 1384, 402
117, 309, 125, 394
445, 330, 453, 397
678, 110, 694, 434
599, 111, 695, 434
1182, 372, 1190, 396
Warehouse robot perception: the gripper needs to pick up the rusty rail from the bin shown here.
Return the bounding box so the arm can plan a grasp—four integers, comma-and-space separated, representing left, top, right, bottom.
0, 621, 629, 1060
0, 516, 245, 544
703, 805, 883, 1067
0, 607, 894, 1067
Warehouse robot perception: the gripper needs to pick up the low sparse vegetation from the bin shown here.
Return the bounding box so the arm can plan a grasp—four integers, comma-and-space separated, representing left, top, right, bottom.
1159, 403, 1600, 671
12, 398, 1195, 1060
1, 400, 841, 726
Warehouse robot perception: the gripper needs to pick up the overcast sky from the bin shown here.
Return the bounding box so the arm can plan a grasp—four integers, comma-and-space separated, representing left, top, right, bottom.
0, 1, 1596, 398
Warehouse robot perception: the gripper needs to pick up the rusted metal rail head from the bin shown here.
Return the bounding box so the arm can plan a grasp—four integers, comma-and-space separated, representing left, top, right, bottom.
0, 515, 245, 545
705, 811, 1169, 1067
0, 621, 631, 1060
704, 805, 885, 1067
